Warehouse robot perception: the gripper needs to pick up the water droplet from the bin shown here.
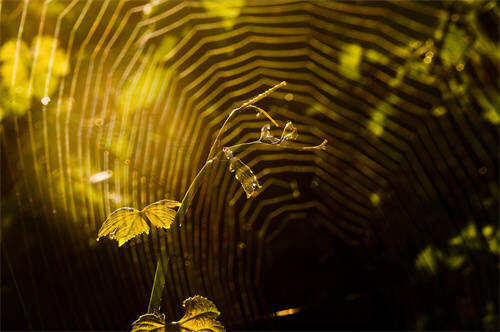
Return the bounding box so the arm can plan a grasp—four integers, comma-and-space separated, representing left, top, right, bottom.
41, 96, 50, 105
143, 4, 152, 15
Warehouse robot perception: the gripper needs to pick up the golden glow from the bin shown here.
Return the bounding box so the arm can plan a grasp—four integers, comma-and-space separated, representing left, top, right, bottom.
89, 170, 113, 183
274, 307, 302, 317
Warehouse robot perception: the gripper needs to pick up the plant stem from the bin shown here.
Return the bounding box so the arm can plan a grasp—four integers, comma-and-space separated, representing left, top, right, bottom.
145, 138, 327, 312
206, 81, 286, 162
146, 81, 290, 313
146, 154, 219, 312
147, 256, 164, 313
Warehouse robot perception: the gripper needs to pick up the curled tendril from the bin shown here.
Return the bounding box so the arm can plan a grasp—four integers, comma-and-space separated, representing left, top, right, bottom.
260, 123, 280, 144
279, 121, 298, 145
301, 139, 328, 151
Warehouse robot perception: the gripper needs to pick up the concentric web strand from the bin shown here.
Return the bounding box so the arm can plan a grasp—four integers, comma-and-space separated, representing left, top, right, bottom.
1, 1, 498, 330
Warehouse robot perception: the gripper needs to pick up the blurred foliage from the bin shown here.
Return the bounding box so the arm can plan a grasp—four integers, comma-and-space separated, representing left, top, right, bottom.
483, 301, 498, 331
441, 25, 469, 66
118, 36, 176, 113
415, 223, 499, 275
202, 0, 245, 30
0, 36, 69, 121
339, 44, 362, 80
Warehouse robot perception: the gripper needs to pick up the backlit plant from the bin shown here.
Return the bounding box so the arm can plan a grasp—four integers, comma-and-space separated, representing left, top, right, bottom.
96, 81, 327, 331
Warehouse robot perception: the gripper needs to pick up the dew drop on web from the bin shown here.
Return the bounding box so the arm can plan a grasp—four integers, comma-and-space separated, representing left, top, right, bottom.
41, 96, 50, 105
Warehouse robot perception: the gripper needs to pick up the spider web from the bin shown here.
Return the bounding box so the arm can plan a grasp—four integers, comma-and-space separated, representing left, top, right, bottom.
1, 0, 498, 330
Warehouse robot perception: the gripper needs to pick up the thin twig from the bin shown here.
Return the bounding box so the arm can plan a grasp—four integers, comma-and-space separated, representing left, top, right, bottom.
247, 105, 279, 127
206, 81, 286, 162
301, 139, 328, 151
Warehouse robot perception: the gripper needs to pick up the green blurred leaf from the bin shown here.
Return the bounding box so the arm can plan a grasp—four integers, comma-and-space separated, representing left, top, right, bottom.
441, 25, 468, 66
202, 0, 244, 29
340, 44, 363, 80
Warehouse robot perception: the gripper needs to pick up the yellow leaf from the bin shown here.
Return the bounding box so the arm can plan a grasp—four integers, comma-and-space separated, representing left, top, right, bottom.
142, 199, 182, 230
131, 296, 224, 332
97, 199, 181, 246
172, 295, 225, 332
131, 312, 166, 332
97, 207, 149, 247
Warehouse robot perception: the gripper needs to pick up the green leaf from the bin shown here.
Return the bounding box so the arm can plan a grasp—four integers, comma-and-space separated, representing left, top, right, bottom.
339, 43, 363, 80
202, 0, 244, 29
441, 25, 468, 66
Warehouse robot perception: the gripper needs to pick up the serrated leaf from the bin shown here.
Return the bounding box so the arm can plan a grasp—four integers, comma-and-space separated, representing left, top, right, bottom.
142, 199, 181, 230
132, 296, 224, 332
132, 312, 166, 332
97, 207, 149, 247
172, 296, 225, 332
97, 199, 181, 246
